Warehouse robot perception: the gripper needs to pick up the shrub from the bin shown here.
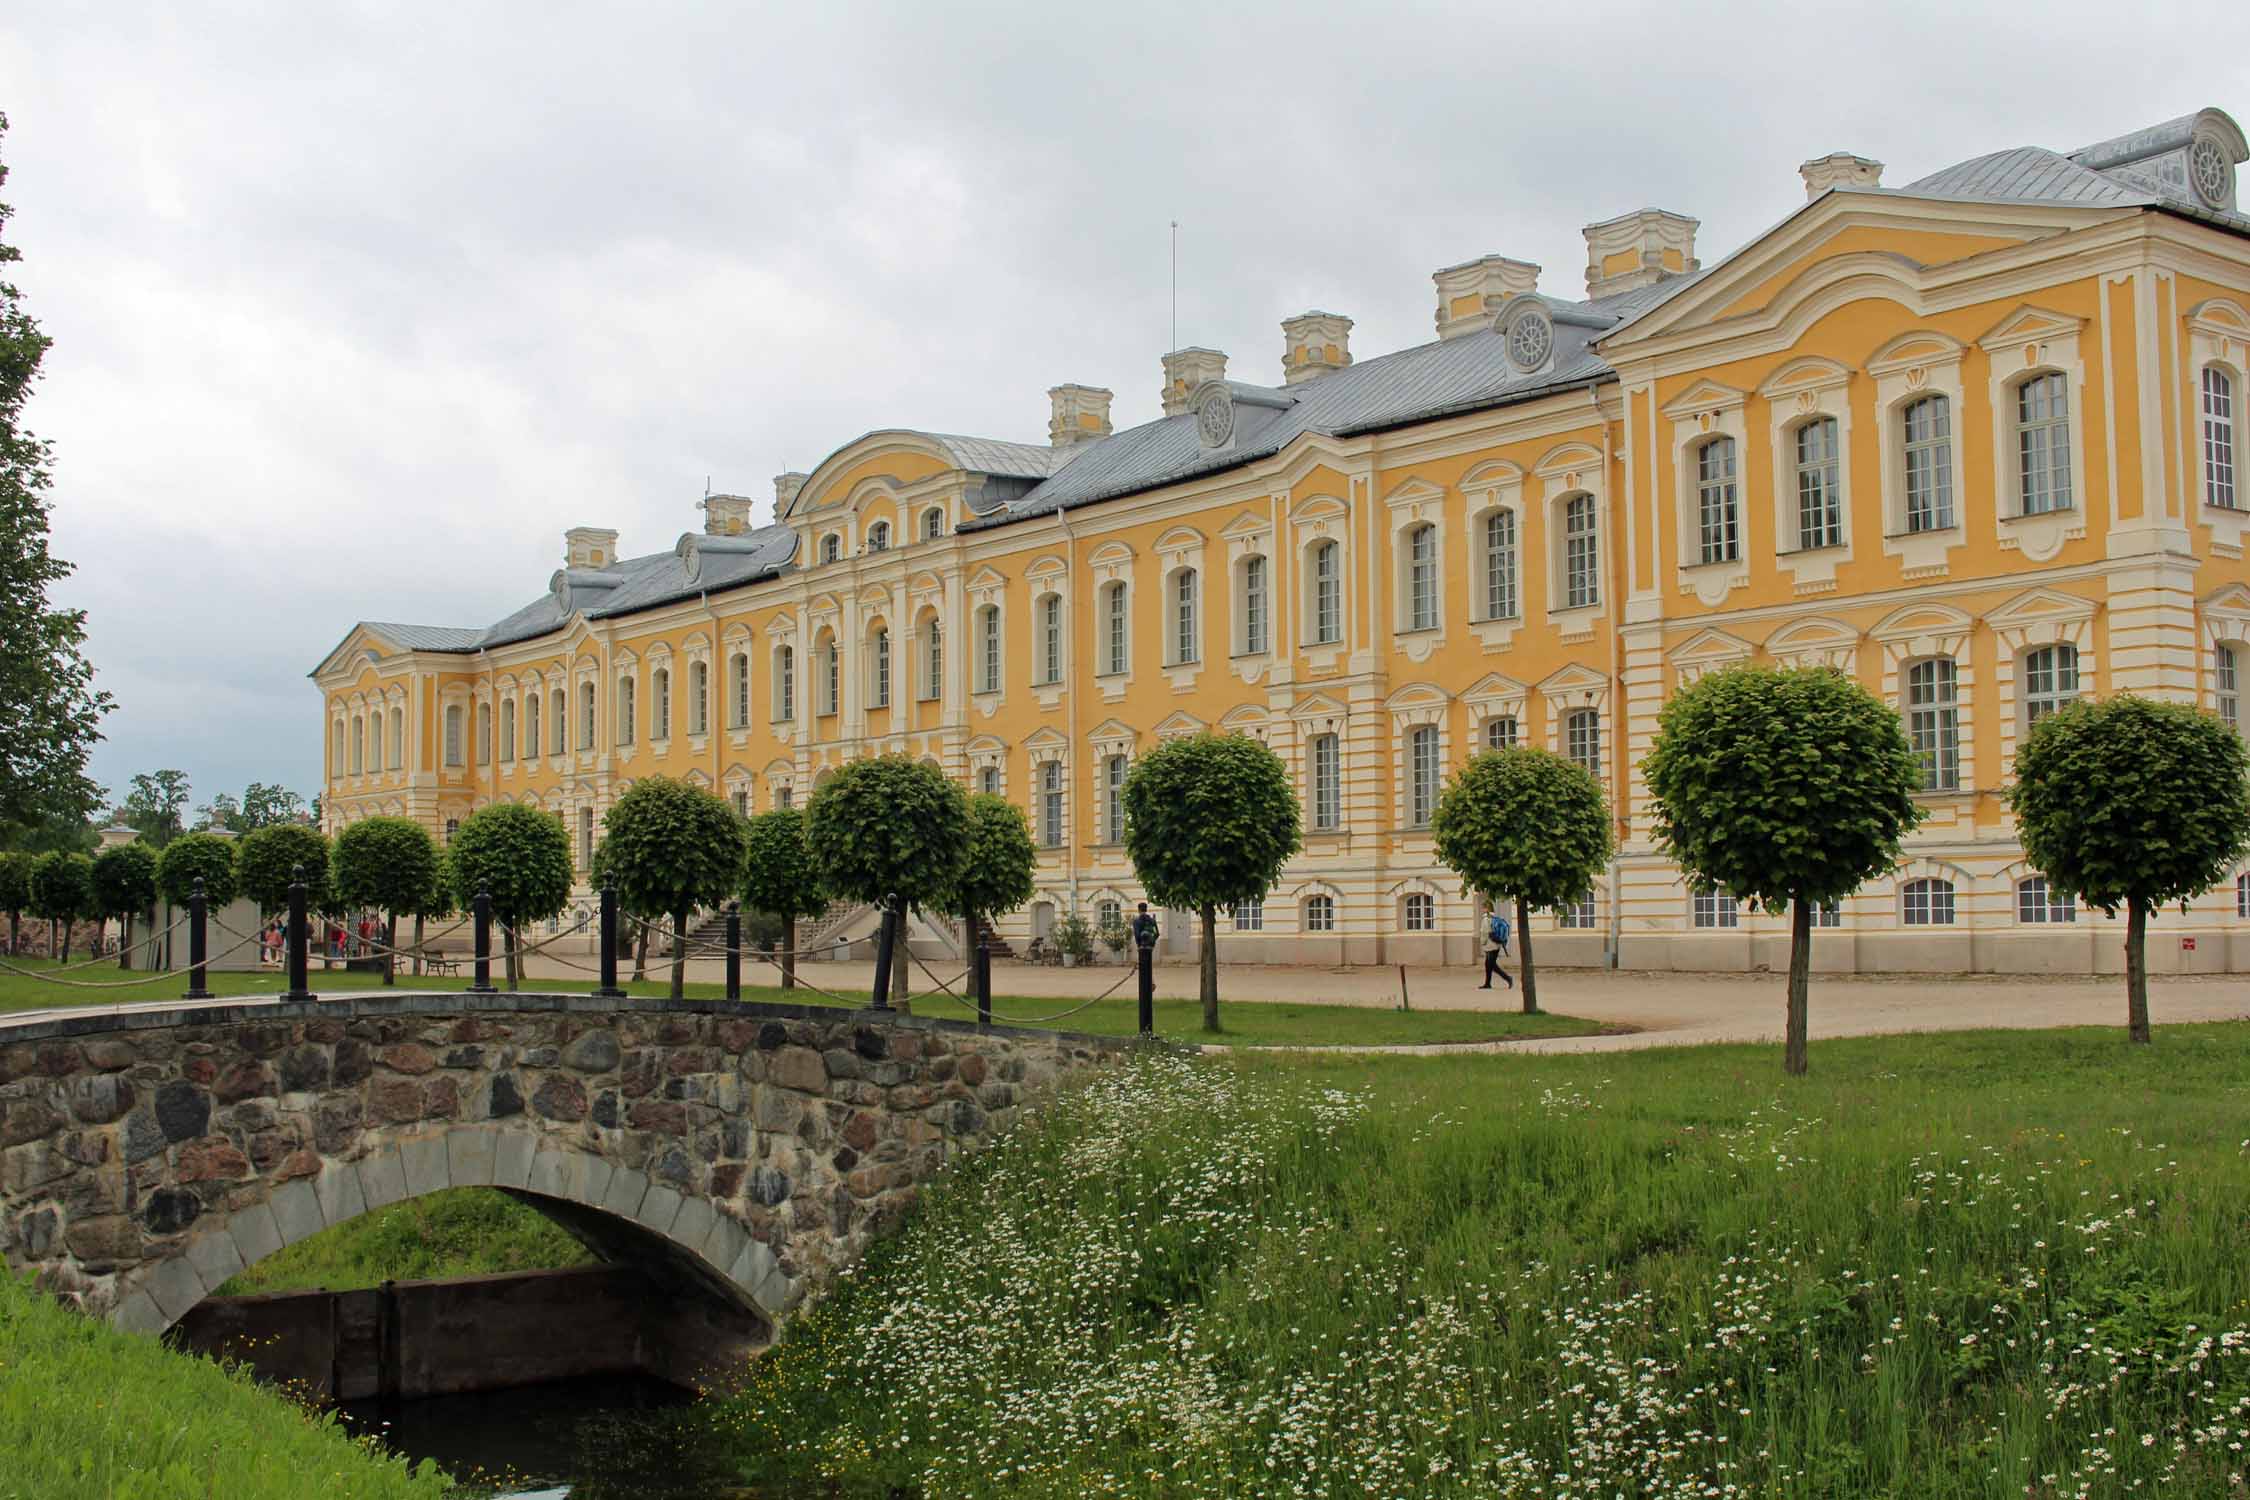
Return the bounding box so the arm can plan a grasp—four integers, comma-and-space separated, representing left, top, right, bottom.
154, 831, 237, 909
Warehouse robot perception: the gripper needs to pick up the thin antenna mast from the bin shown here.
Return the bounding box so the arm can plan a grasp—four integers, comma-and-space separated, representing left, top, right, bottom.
1169, 219, 1179, 352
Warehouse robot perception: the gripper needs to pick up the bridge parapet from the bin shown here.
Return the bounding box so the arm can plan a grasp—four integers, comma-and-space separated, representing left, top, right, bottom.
0, 994, 1128, 1344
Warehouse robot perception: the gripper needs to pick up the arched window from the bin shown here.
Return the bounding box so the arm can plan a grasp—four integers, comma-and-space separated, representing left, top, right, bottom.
474, 704, 490, 766
2022, 644, 2079, 727
1794, 417, 1841, 551
1039, 760, 1064, 848
871, 628, 891, 710
1172, 568, 1199, 665
817, 638, 838, 716
922, 507, 946, 541
1482, 512, 1517, 621
730, 653, 750, 729
579, 679, 595, 750
1311, 540, 1342, 644
617, 675, 635, 745
1566, 708, 1601, 778
501, 698, 516, 761
1240, 555, 1269, 654
1901, 394, 1954, 532
867, 520, 890, 553
1231, 898, 1264, 931
773, 647, 794, 723
1483, 716, 1518, 752
1101, 754, 1128, 842
1695, 436, 1739, 565
1406, 724, 1439, 827
1562, 494, 1599, 609
978, 765, 1000, 795
690, 661, 709, 736
1310, 733, 1340, 831
2219, 643, 2241, 733
1102, 583, 1129, 674
1405, 524, 1438, 630
443, 705, 464, 767
333, 720, 347, 777
1303, 894, 1335, 932
2204, 366, 2238, 510
525, 692, 541, 757
1402, 892, 1435, 932
1902, 877, 1956, 925
1906, 658, 1959, 790
820, 533, 841, 565
976, 605, 1001, 694
390, 707, 405, 770
2015, 372, 2072, 515
649, 671, 667, 741
552, 687, 568, 754
922, 619, 942, 700
1692, 887, 1739, 928
2017, 876, 2074, 924
1038, 594, 1063, 684
350, 715, 364, 775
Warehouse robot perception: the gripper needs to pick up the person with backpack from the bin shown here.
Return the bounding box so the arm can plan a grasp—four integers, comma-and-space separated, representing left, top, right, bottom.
1480, 905, 1514, 990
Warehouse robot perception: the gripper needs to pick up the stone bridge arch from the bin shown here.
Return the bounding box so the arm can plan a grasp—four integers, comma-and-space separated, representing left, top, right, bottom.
0, 993, 1124, 1347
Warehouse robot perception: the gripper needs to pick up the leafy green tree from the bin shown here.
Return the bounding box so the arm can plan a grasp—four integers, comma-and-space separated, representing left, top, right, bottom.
941, 793, 1038, 1012
1122, 732, 1301, 1031
90, 841, 157, 971
28, 849, 91, 961
446, 803, 573, 988
332, 817, 439, 985
0, 115, 110, 846
0, 849, 30, 956
1643, 664, 1925, 1076
589, 834, 661, 983
1431, 747, 1615, 1017
410, 848, 459, 976
740, 808, 827, 990
239, 783, 306, 830
2009, 695, 2250, 1044
599, 777, 747, 999
155, 831, 237, 910
196, 792, 243, 834
805, 757, 970, 1004
124, 770, 191, 848
236, 824, 332, 915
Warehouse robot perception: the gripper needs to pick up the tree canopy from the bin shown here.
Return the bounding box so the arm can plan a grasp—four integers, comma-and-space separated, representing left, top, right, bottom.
2009, 694, 2250, 1043
155, 832, 237, 909
1122, 732, 1301, 1028
123, 771, 191, 848
90, 842, 157, 922
235, 824, 332, 913
804, 756, 970, 911
740, 806, 826, 990
332, 817, 440, 920
445, 803, 574, 985
0, 114, 110, 845
0, 849, 31, 919
238, 783, 306, 830
1642, 664, 1924, 1074
28, 851, 92, 945
1430, 746, 1613, 1015
945, 793, 1037, 925
599, 777, 748, 998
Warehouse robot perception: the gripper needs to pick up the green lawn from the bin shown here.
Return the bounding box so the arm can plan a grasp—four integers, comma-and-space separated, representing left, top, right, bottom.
711, 1026, 2250, 1498
0, 956, 1603, 1047
215, 1187, 593, 1297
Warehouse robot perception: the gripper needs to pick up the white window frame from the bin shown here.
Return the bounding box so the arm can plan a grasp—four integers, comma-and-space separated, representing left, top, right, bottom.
1238, 554, 1269, 656
1480, 509, 1518, 622
2016, 875, 2074, 924
1309, 732, 1341, 832
771, 646, 793, 724
1559, 492, 1600, 613
730, 652, 750, 729
443, 705, 464, 768
501, 697, 516, 761
866, 520, 890, 553
921, 618, 943, 702
1037, 592, 1064, 684
1565, 707, 1600, 779
617, 674, 635, 745
2219, 641, 2242, 734
1404, 523, 1439, 631
2204, 364, 2239, 512
976, 604, 1002, 696
1039, 759, 1065, 849
689, 660, 710, 736
1483, 715, 1518, 753
1100, 582, 1129, 677
1310, 539, 1343, 645
871, 627, 891, 710
1402, 892, 1435, 933
525, 690, 542, 756
1906, 657, 1960, 792
819, 532, 841, 565
1169, 567, 1200, 666
1406, 724, 1439, 829
1869, 332, 1969, 578
1303, 894, 1335, 932
1102, 754, 1128, 843
579, 678, 595, 751
1693, 435, 1740, 566
1690, 887, 1739, 929
2021, 643, 2079, 729
1901, 877, 1955, 926
2009, 370, 2074, 517
922, 507, 946, 542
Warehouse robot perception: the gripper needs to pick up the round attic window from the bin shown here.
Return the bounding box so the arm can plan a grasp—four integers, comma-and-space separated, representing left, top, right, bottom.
1506, 305, 1553, 373
2190, 135, 2231, 209
1195, 387, 1235, 449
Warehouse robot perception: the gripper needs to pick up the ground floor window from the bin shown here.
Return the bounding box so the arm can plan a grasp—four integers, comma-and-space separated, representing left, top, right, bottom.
1810, 899, 1841, 927
2016, 875, 2074, 924
1555, 897, 1596, 929
1097, 898, 1121, 931
1902, 878, 1956, 926
1691, 887, 1739, 929
1231, 899, 1264, 931
1402, 892, 1435, 931
1304, 895, 1335, 932
2237, 872, 2248, 917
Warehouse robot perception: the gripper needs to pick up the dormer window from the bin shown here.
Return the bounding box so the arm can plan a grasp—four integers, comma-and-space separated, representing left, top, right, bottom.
820, 533, 841, 565
867, 521, 890, 553
922, 508, 946, 542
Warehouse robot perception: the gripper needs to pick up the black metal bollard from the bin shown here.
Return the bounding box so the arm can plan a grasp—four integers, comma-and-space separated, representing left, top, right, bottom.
868, 893, 897, 1011
724, 902, 742, 1001
1137, 938, 1155, 1036
975, 921, 992, 1027
282, 864, 312, 1002
184, 878, 212, 1000
469, 886, 495, 994
594, 879, 623, 999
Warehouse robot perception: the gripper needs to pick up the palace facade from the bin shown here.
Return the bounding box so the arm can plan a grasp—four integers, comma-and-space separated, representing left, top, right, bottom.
315, 107, 2250, 975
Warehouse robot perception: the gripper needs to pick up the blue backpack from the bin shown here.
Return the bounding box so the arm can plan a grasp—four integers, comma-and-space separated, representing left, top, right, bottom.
1488, 913, 1511, 948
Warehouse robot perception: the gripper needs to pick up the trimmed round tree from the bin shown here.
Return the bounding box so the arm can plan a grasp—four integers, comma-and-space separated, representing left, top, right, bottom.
410, 849, 459, 977
588, 834, 661, 983
740, 807, 827, 990
805, 757, 970, 1005
28, 850, 92, 961
942, 793, 1038, 1012
445, 803, 574, 989
155, 831, 237, 911
600, 777, 748, 1000
0, 850, 32, 957
236, 824, 332, 917
1430, 747, 1614, 1017
2009, 694, 2250, 1044
1643, 664, 1925, 1076
332, 817, 440, 985
90, 841, 158, 970
1122, 731, 1301, 1031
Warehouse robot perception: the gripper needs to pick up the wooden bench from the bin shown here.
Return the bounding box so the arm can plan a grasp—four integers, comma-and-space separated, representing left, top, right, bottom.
422, 948, 461, 976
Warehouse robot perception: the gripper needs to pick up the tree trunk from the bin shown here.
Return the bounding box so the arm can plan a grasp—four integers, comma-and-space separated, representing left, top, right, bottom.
412, 913, 425, 977
119, 912, 134, 972
59, 919, 71, 963
382, 916, 396, 985
671, 908, 688, 1001
891, 905, 912, 1005
1785, 895, 1813, 1076
1514, 894, 1538, 1015
6, 912, 16, 956
1199, 902, 1219, 1032
631, 921, 650, 984
781, 915, 796, 990
2125, 895, 2151, 1044
93, 917, 107, 962
503, 925, 519, 991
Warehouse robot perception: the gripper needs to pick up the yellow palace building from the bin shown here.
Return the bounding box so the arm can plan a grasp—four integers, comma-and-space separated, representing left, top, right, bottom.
315, 106, 2250, 976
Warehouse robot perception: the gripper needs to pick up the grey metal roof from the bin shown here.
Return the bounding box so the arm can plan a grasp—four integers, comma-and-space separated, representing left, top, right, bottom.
359, 622, 489, 653
1904, 147, 2152, 207
926, 433, 1078, 479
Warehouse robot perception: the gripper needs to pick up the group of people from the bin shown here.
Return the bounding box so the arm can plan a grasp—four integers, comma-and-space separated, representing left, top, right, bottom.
259, 913, 387, 966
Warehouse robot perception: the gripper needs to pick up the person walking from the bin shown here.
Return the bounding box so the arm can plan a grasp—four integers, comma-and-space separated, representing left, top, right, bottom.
1479, 905, 1514, 991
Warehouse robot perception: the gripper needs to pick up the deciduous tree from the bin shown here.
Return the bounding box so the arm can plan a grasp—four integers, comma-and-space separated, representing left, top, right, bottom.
942, 793, 1037, 1014
90, 841, 157, 970
236, 824, 332, 915
445, 803, 573, 988
1643, 664, 1925, 1075
332, 817, 439, 986
2009, 694, 2250, 1044
124, 771, 191, 849
805, 757, 969, 1004
740, 808, 826, 990
28, 849, 91, 961
1122, 732, 1301, 1031
238, 783, 306, 830
0, 849, 29, 956
598, 777, 747, 999
155, 831, 237, 911
1431, 747, 1615, 1017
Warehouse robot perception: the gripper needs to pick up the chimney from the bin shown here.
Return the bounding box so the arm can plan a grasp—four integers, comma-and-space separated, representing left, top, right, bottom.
1280, 311, 1353, 384
773, 471, 809, 515
564, 526, 619, 569
1583, 209, 1700, 300
1048, 384, 1114, 447
1799, 152, 1884, 200
1432, 256, 1539, 340
703, 493, 756, 535
1160, 348, 1228, 416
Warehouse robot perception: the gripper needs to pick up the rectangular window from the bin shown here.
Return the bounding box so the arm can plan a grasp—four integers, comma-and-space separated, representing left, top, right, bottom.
1304, 895, 1335, 932
502, 699, 516, 761
923, 622, 942, 701
732, 789, 749, 818
1902, 396, 1954, 532
617, 677, 634, 745
1407, 526, 1437, 630
1907, 658, 1960, 791
2022, 644, 2078, 727
443, 706, 463, 767
1692, 887, 1739, 929
1040, 761, 1064, 848
1173, 570, 1199, 664
731, 655, 750, 729
1795, 418, 1841, 550
979, 607, 1000, 694
775, 652, 793, 723
691, 663, 709, 735
1566, 709, 1601, 779
2017, 877, 2075, 924
1407, 725, 1439, 828
1311, 734, 1340, 831
1902, 879, 1955, 926
819, 645, 838, 716
978, 765, 999, 796
2205, 366, 2238, 510
553, 690, 567, 754
1556, 897, 1597, 930
580, 682, 594, 750
1483, 511, 1517, 620
1312, 543, 1341, 644
1231, 899, 1264, 931
1811, 899, 1841, 928
1403, 893, 1435, 932
873, 631, 891, 710
526, 695, 541, 757
1104, 586, 1128, 675
1040, 595, 1062, 684
1484, 716, 1518, 752
1242, 556, 1268, 654
1104, 755, 1127, 843
2220, 643, 2240, 732
2016, 373, 2072, 516
1563, 495, 1598, 609
1696, 438, 1739, 564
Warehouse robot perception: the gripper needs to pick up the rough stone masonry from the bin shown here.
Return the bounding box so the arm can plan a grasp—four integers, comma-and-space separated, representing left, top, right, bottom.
0, 993, 1128, 1344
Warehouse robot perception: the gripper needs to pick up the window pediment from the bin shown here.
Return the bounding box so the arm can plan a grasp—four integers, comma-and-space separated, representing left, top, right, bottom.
1383, 682, 1451, 712
1533, 442, 1604, 480
1667, 627, 1756, 665
1659, 378, 1749, 421
1758, 356, 1853, 398
1987, 587, 2098, 629
1152, 710, 1208, 740
1287, 691, 1348, 721
1872, 602, 1975, 641
1381, 477, 1446, 510
1867, 329, 1967, 376
1977, 304, 2085, 356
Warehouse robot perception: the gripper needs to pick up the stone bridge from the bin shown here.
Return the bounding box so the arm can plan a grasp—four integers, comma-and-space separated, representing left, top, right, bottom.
0, 993, 1125, 1366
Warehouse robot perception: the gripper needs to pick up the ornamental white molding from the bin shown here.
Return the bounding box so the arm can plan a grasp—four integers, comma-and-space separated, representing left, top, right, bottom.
1867, 330, 1971, 579
1763, 615, 1860, 673
1980, 306, 2090, 560
2186, 299, 2250, 557
1663, 381, 1752, 608
1666, 627, 1755, 688
1758, 357, 1857, 594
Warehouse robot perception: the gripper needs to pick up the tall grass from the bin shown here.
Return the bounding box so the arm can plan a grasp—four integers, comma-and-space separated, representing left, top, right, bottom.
712, 1028, 2250, 1498
216, 1187, 592, 1296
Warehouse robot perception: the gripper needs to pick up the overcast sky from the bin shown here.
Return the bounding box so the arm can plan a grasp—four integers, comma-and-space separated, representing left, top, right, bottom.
3, 2, 2247, 813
